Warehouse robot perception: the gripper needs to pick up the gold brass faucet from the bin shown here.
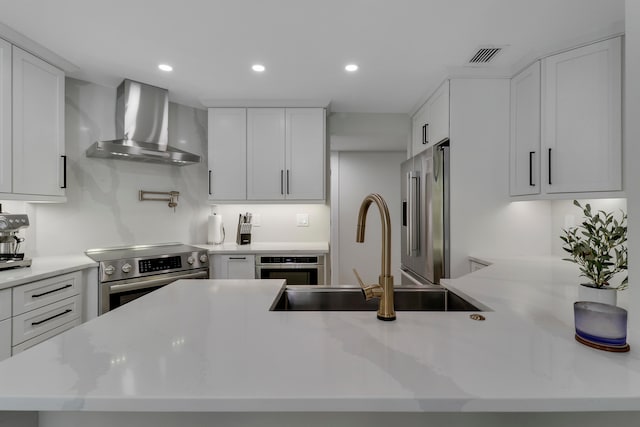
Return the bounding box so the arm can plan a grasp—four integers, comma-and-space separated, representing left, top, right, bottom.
353, 193, 395, 321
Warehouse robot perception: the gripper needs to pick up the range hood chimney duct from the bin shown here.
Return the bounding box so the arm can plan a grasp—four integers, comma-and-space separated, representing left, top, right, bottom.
86, 79, 201, 166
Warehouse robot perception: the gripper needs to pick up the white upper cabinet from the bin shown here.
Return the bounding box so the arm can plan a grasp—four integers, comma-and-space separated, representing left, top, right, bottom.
247, 108, 287, 200
247, 108, 325, 201
208, 108, 247, 201
426, 80, 450, 146
509, 37, 622, 198
209, 107, 325, 202
411, 103, 429, 156
12, 46, 65, 198
542, 37, 622, 194
0, 39, 10, 194
285, 108, 325, 200
509, 61, 541, 196
411, 80, 449, 157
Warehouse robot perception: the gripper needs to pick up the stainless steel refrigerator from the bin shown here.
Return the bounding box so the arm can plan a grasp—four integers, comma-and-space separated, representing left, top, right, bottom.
400, 141, 450, 285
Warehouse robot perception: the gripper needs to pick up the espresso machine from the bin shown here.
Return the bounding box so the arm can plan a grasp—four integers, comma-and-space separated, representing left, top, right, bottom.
0, 211, 31, 270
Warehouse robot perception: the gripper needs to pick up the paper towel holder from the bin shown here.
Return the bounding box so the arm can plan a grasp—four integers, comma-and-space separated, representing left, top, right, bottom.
208, 212, 225, 245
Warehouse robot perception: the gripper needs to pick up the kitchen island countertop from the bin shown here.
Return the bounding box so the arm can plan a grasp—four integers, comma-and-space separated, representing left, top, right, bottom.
0, 257, 639, 423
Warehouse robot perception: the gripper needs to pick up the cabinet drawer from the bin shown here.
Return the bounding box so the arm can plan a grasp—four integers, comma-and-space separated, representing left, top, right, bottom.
212, 254, 256, 279
0, 288, 10, 321
12, 317, 81, 355
12, 294, 81, 345
13, 271, 81, 315
0, 318, 10, 362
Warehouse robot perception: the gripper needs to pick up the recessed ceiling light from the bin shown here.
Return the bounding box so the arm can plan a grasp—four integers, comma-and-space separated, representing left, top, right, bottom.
345, 64, 359, 72
252, 64, 266, 72
158, 64, 173, 72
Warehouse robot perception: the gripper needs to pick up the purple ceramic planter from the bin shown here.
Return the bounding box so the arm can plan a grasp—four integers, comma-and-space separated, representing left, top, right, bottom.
574, 301, 628, 350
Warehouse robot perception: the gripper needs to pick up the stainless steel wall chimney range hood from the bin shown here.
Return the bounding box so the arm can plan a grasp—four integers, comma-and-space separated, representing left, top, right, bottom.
86, 79, 201, 166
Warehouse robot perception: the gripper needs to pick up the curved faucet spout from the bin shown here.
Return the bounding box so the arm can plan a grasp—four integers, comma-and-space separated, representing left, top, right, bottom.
355, 193, 395, 321
356, 193, 392, 277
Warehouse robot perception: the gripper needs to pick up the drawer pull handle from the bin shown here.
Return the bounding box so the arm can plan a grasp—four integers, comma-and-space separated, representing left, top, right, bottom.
229, 257, 247, 260
31, 284, 73, 298
31, 309, 72, 326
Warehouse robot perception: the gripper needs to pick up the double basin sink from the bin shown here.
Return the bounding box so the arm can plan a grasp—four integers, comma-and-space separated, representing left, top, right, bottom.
270, 284, 486, 312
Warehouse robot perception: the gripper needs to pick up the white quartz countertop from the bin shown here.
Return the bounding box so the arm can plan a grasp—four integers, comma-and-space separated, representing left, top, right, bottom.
195, 241, 329, 254
0, 258, 638, 412
0, 255, 97, 290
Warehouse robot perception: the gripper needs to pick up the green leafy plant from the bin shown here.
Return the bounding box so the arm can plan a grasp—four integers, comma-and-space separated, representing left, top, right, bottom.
560, 200, 627, 290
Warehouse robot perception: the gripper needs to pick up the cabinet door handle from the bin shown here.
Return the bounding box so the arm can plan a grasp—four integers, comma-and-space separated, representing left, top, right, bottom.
31, 309, 72, 326
60, 155, 67, 189
286, 170, 290, 195
208, 170, 212, 196
280, 170, 284, 195
548, 148, 552, 185
422, 124, 428, 145
529, 151, 535, 186
31, 284, 72, 298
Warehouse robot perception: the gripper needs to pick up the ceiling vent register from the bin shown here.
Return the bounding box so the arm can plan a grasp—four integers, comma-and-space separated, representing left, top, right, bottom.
468, 47, 502, 64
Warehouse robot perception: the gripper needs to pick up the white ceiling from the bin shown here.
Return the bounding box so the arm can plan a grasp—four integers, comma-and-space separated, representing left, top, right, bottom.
0, 0, 625, 113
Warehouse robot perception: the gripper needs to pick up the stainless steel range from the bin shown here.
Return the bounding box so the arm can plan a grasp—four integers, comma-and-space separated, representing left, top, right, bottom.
85, 243, 209, 315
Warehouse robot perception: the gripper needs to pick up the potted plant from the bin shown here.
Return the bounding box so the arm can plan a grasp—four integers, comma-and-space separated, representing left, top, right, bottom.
560, 200, 627, 305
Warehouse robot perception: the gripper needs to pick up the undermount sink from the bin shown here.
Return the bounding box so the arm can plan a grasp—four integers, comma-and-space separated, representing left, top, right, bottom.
269, 285, 486, 312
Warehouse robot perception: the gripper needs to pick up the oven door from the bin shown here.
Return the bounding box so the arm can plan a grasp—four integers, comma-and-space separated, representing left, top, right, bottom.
256, 265, 323, 285
100, 269, 209, 314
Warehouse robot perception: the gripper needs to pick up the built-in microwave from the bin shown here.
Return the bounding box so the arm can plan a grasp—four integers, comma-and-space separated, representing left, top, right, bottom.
255, 255, 324, 285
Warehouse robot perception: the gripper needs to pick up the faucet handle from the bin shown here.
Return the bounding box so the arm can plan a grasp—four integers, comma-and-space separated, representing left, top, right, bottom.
352, 268, 366, 288
352, 268, 384, 300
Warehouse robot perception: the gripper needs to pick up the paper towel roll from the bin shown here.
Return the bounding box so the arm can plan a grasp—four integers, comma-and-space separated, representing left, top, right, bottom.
208, 214, 225, 245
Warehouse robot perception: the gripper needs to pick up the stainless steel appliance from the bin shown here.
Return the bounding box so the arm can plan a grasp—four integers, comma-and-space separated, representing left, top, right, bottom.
0, 212, 31, 270
256, 255, 325, 285
401, 141, 450, 285
86, 79, 201, 166
85, 243, 209, 315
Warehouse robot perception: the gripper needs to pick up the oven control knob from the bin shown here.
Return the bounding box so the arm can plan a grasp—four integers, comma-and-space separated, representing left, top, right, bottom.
199, 254, 208, 263
187, 256, 195, 265
122, 263, 132, 273
104, 265, 116, 275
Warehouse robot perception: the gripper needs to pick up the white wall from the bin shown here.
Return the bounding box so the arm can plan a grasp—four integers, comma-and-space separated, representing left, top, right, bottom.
625, 0, 640, 341
210, 203, 329, 244
330, 151, 405, 285
449, 78, 553, 277
328, 113, 410, 151
550, 198, 627, 256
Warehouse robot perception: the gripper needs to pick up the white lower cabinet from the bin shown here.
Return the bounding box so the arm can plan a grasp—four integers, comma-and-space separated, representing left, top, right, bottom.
211, 255, 256, 279
0, 288, 10, 361
12, 317, 81, 355
12, 294, 81, 347
0, 318, 10, 361
7, 271, 83, 357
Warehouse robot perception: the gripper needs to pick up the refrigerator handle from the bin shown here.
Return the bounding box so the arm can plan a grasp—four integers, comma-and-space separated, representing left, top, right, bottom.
406, 172, 412, 256
411, 174, 420, 254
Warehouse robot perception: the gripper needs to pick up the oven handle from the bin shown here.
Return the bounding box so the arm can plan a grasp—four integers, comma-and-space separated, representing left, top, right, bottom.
107, 270, 209, 294
255, 264, 323, 269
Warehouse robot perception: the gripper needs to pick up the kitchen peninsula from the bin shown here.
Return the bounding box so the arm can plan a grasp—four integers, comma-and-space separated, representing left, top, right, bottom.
0, 258, 639, 427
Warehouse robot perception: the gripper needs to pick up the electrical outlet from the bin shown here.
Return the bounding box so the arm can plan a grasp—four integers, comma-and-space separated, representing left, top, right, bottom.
296, 213, 309, 227
252, 214, 261, 227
